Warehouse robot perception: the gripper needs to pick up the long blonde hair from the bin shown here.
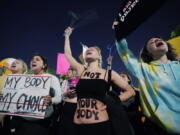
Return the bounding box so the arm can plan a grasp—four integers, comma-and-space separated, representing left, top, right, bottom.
17, 59, 28, 73
93, 46, 102, 68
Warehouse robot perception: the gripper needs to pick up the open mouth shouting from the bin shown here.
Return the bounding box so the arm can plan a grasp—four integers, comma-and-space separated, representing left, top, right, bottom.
156, 42, 164, 47
11, 61, 19, 69
31, 63, 38, 69
86, 50, 93, 56
156, 41, 165, 48
11, 64, 16, 68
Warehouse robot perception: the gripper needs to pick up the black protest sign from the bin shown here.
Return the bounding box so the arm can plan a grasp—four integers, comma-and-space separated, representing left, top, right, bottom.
0, 74, 51, 119
114, 0, 167, 41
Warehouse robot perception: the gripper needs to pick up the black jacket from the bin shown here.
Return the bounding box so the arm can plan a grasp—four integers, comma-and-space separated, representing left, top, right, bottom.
105, 69, 134, 135
104, 92, 134, 135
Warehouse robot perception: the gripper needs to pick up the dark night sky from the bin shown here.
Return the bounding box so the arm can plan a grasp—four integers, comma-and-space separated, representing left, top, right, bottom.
0, 0, 180, 85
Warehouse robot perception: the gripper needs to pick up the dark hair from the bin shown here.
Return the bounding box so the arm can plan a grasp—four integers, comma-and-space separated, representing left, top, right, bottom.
140, 37, 179, 63
31, 54, 48, 71
119, 73, 132, 85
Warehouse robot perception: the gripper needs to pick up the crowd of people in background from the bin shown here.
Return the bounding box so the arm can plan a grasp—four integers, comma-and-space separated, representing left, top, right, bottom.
0, 20, 180, 135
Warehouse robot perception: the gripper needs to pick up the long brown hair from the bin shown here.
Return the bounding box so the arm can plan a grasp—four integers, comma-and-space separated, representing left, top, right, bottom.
140, 37, 179, 63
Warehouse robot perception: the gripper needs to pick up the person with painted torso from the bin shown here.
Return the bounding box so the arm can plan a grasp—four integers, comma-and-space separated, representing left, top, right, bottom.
64, 26, 135, 135
13, 54, 62, 135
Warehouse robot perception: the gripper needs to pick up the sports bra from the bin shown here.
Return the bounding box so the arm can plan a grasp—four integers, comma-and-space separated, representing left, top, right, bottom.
76, 69, 109, 103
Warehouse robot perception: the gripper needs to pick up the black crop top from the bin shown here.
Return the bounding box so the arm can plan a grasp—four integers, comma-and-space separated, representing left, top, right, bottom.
76, 70, 110, 103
